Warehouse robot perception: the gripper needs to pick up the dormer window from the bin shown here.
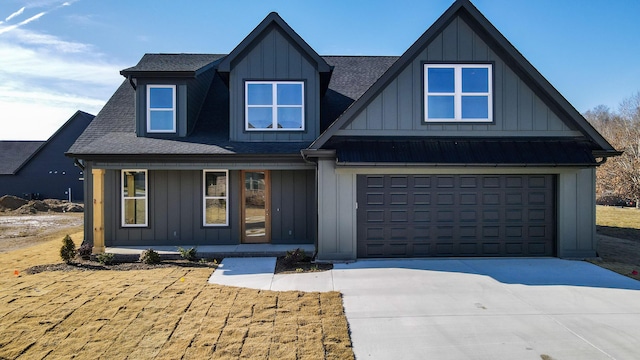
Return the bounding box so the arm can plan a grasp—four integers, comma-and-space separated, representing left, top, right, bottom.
147, 85, 176, 132
424, 64, 493, 122
245, 81, 304, 131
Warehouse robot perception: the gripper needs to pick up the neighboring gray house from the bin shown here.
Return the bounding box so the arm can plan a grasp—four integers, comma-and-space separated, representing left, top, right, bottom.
67, 0, 618, 259
1, 111, 94, 201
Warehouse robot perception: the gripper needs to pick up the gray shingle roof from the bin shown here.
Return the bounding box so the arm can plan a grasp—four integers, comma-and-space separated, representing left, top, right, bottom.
121, 54, 225, 76
68, 55, 398, 158
0, 141, 45, 174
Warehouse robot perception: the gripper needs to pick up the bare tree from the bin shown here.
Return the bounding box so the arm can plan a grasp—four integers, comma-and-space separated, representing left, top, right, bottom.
585, 93, 640, 207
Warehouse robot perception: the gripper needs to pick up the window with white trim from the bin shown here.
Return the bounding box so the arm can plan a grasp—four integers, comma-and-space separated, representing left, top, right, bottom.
203, 170, 228, 226
245, 81, 304, 130
122, 170, 147, 227
147, 85, 176, 132
424, 64, 492, 122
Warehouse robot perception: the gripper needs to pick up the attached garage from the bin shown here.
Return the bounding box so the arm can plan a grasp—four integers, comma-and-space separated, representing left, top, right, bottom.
357, 174, 555, 258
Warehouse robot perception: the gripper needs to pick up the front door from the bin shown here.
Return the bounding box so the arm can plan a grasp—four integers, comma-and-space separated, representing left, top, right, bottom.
241, 170, 270, 243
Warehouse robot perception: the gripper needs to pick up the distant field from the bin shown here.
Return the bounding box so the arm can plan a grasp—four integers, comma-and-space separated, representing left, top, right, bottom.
596, 205, 640, 241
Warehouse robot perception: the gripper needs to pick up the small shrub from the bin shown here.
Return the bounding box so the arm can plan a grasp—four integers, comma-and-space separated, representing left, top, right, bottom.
60, 235, 76, 264
177, 246, 197, 261
283, 248, 307, 267
77, 243, 92, 260
140, 249, 161, 264
96, 253, 115, 265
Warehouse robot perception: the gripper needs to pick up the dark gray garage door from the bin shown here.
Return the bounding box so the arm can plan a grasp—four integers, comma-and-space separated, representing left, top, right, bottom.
357, 175, 555, 258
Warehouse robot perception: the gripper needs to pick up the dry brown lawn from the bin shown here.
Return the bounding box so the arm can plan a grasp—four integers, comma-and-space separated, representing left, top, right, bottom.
0, 223, 353, 359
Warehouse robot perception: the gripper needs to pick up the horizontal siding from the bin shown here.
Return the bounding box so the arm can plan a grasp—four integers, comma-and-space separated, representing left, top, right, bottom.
341, 16, 575, 137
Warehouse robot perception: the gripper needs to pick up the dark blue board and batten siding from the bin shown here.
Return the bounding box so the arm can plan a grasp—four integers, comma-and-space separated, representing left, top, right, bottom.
341, 16, 579, 137
135, 67, 215, 137
229, 25, 320, 142
101, 169, 315, 247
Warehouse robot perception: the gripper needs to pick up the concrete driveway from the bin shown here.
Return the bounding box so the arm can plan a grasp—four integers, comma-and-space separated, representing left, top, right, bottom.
211, 258, 640, 359
333, 258, 640, 360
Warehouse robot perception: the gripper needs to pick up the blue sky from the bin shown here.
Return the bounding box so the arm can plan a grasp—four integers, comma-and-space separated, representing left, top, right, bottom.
0, 0, 638, 140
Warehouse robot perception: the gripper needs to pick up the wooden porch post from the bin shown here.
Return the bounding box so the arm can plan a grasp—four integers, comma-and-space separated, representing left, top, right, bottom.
92, 169, 105, 254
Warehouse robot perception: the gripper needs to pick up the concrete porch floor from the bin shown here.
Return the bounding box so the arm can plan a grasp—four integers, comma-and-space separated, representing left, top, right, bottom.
104, 243, 315, 259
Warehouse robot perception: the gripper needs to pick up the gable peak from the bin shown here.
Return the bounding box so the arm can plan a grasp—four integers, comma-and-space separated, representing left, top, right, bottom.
218, 12, 330, 73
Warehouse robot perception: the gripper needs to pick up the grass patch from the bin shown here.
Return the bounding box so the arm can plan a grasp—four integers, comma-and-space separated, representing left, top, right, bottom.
596, 205, 640, 241
0, 224, 353, 359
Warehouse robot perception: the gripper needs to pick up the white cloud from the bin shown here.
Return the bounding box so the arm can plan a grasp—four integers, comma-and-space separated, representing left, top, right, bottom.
0, 11, 46, 35
5, 7, 26, 22
0, 99, 101, 141
0, 0, 127, 140
0, 40, 124, 139
8, 28, 92, 53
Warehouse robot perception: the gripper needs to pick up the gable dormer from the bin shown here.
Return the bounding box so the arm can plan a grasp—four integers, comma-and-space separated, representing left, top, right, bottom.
120, 54, 223, 138
218, 12, 332, 142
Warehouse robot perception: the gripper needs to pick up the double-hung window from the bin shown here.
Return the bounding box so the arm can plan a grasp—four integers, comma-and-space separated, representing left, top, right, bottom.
147, 85, 176, 132
424, 64, 492, 122
122, 170, 147, 227
245, 81, 304, 130
203, 170, 228, 226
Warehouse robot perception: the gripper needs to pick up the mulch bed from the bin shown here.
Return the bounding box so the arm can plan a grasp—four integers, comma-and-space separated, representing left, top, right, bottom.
274, 256, 333, 274
24, 256, 333, 275
24, 259, 219, 274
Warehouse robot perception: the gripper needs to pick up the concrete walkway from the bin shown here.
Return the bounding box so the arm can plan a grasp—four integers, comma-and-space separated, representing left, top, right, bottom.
209, 257, 640, 359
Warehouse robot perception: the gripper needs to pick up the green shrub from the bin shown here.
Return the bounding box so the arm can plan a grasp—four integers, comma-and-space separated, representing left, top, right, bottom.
96, 253, 115, 265
177, 246, 197, 261
139, 249, 161, 264
60, 235, 76, 264
77, 243, 92, 260
283, 248, 307, 267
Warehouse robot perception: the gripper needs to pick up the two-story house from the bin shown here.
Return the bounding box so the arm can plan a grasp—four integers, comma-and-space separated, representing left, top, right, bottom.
2, 110, 94, 201
67, 0, 618, 260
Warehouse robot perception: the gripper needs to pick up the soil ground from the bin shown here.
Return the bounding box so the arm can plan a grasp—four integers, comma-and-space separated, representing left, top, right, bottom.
0, 214, 353, 360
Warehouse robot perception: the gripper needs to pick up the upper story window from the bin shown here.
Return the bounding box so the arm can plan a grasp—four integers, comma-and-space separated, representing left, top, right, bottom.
147, 85, 176, 132
424, 64, 492, 122
245, 81, 304, 131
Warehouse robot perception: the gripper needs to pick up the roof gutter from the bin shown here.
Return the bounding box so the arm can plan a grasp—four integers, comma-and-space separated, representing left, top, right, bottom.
592, 149, 623, 166
334, 162, 597, 168
301, 149, 336, 160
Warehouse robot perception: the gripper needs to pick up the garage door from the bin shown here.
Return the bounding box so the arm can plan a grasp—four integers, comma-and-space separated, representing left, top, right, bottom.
357, 175, 555, 258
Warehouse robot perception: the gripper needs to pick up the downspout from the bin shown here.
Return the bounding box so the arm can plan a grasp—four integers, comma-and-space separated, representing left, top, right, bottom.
74, 158, 85, 171
128, 75, 137, 90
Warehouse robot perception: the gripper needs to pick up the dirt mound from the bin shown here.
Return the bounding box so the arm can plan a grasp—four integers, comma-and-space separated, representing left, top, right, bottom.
0, 195, 28, 211
0, 195, 83, 214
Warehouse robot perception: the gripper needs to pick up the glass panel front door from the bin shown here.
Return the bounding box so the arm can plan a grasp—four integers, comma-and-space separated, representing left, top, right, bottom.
242, 171, 270, 243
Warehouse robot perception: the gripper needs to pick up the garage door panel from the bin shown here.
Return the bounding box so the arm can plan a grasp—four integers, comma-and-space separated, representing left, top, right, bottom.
357, 174, 555, 258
